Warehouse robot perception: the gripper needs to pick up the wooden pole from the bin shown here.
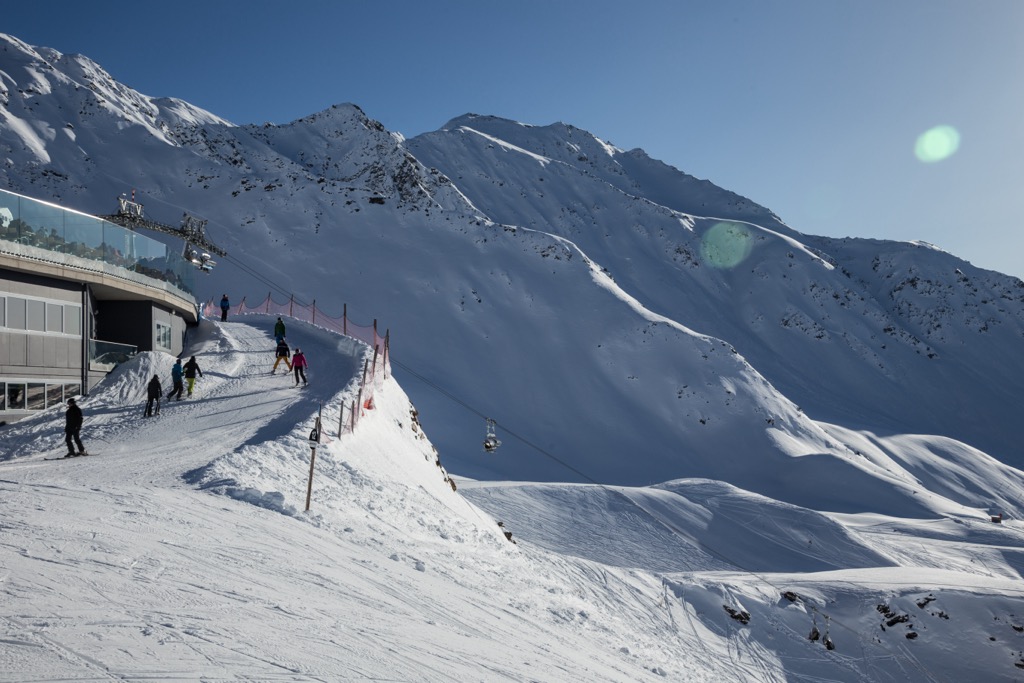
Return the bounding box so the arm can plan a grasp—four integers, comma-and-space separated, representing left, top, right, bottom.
305, 412, 322, 512
265, 291, 271, 313
343, 303, 347, 336
304, 446, 317, 512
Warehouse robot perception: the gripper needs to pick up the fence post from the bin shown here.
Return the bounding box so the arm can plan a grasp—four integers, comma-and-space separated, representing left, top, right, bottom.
239, 296, 246, 315
383, 330, 389, 379
265, 291, 271, 313
343, 304, 347, 336
311, 300, 316, 325
371, 345, 379, 383
305, 410, 322, 512
373, 319, 378, 346
289, 294, 294, 317
338, 400, 345, 436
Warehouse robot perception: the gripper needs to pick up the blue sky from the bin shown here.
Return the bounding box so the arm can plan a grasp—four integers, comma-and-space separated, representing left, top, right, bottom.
5, 0, 1023, 278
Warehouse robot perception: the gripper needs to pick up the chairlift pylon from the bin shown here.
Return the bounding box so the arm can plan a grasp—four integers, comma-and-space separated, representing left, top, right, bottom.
483, 418, 501, 453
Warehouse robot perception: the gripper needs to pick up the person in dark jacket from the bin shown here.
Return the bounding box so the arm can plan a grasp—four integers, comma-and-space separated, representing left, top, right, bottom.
183, 356, 203, 396
167, 358, 185, 401
273, 317, 286, 343
144, 374, 162, 417
64, 397, 86, 456
272, 339, 291, 374
220, 294, 230, 322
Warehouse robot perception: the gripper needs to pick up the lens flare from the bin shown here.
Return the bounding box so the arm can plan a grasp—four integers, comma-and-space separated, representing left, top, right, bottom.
700, 221, 753, 269
915, 125, 960, 163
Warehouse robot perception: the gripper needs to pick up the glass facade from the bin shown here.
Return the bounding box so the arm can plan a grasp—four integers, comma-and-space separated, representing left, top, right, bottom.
0, 188, 196, 296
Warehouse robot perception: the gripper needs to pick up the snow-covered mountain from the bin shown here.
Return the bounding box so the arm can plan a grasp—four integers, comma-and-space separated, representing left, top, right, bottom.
6, 32, 1024, 681
4, 34, 1024, 493
3, 34, 1022, 498
4, 316, 1024, 682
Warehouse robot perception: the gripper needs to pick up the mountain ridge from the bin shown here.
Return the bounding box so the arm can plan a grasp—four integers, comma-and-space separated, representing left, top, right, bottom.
2, 32, 1022, 492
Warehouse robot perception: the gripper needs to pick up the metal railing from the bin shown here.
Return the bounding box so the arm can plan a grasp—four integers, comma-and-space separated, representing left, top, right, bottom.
89, 339, 138, 370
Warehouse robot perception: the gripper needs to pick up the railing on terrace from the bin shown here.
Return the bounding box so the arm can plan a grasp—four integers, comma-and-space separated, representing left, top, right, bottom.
89, 339, 138, 371
203, 293, 389, 436
0, 188, 196, 299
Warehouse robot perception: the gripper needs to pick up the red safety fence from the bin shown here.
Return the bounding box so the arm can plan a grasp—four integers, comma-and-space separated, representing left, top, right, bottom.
202, 293, 389, 436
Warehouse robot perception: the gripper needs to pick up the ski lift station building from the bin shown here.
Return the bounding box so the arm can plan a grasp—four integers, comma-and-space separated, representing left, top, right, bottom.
0, 188, 201, 423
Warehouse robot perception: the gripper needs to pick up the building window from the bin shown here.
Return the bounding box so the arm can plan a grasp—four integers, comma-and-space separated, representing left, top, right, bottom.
64, 306, 81, 335
26, 383, 45, 410
25, 299, 45, 332
155, 321, 172, 351
46, 302, 63, 332
0, 296, 81, 336
0, 381, 80, 413
7, 297, 25, 329
46, 383, 64, 407
6, 383, 26, 410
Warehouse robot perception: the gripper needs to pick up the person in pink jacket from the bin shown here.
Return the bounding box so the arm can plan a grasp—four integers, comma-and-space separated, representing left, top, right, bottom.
291, 347, 308, 386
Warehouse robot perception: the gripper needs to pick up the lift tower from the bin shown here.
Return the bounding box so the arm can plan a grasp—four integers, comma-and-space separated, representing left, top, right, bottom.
102, 193, 227, 271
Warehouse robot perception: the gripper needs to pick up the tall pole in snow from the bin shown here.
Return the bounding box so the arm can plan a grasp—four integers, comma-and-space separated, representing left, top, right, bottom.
305, 409, 322, 512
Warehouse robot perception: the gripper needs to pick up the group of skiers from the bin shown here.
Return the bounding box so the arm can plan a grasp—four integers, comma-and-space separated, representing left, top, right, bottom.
144, 356, 204, 417
64, 312, 312, 455
271, 317, 308, 386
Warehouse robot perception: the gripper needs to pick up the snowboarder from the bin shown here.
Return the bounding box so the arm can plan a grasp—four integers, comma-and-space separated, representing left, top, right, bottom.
167, 358, 185, 401
273, 317, 286, 343
272, 338, 292, 374
144, 374, 162, 417
64, 397, 86, 456
183, 356, 203, 396
292, 347, 308, 386
220, 294, 230, 322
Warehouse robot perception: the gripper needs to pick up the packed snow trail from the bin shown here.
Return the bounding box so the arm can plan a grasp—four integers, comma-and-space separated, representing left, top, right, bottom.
1, 315, 360, 487
1, 316, 742, 682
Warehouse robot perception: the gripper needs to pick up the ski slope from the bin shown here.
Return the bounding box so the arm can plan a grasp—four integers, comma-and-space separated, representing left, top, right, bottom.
3, 316, 1024, 681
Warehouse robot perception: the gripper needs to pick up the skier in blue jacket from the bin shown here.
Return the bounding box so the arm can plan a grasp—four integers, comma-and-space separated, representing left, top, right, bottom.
167, 358, 185, 401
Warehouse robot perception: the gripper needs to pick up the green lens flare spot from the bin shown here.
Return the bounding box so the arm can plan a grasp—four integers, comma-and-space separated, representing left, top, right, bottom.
915, 125, 960, 163
700, 222, 753, 269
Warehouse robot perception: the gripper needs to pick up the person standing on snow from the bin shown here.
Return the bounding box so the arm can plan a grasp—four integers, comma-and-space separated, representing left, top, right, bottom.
167, 358, 185, 401
64, 397, 86, 457
273, 317, 286, 343
144, 374, 162, 417
183, 356, 203, 397
292, 347, 308, 386
272, 338, 291, 374
220, 294, 230, 322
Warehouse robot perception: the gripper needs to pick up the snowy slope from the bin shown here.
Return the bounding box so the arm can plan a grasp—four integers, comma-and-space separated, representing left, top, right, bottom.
3, 317, 1024, 681
3, 33, 1023, 487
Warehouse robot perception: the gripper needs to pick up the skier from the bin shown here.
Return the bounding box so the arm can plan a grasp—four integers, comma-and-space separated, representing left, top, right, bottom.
272, 338, 291, 374
167, 358, 185, 401
64, 397, 86, 457
292, 347, 308, 386
183, 356, 203, 397
219, 294, 230, 322
144, 374, 162, 417
273, 317, 286, 343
